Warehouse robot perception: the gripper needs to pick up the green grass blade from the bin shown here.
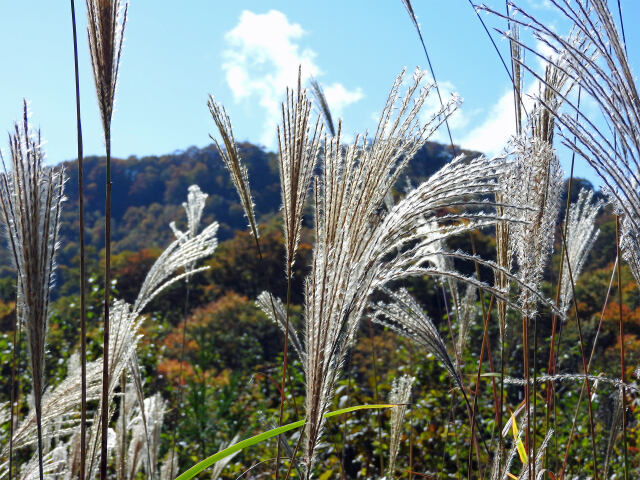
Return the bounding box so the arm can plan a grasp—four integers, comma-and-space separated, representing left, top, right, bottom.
175, 404, 395, 480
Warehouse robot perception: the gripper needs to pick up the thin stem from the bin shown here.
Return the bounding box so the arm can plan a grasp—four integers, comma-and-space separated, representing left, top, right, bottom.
367, 317, 384, 475
557, 225, 599, 480
8, 283, 20, 480
35, 403, 44, 480
616, 216, 629, 480
100, 135, 112, 480
276, 265, 293, 480
69, 1, 87, 477
119, 371, 127, 480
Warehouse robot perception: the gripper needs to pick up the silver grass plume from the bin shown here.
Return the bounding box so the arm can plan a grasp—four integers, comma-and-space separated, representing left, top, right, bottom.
0, 103, 65, 477
5, 355, 102, 454
559, 189, 602, 316
456, 285, 478, 356
490, 403, 525, 480
278, 68, 323, 270
517, 428, 553, 480
387, 375, 414, 480
257, 291, 305, 363
208, 99, 259, 239
372, 289, 460, 389
301, 68, 460, 472
86, 0, 128, 134
497, 0, 640, 287
503, 61, 568, 315
133, 218, 218, 314
159, 455, 178, 480
171, 184, 208, 241
169, 184, 209, 280
505, 134, 563, 315
603, 390, 623, 478
85, 300, 143, 479
17, 445, 68, 480
503, 55, 571, 315
115, 390, 166, 480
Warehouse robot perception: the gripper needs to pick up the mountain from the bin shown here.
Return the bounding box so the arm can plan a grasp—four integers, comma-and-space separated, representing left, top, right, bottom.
1, 140, 474, 279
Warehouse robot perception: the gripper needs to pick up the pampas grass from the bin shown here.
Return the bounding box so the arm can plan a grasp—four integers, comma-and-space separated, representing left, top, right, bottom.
3, 1, 640, 478
85, 0, 128, 476
0, 103, 65, 480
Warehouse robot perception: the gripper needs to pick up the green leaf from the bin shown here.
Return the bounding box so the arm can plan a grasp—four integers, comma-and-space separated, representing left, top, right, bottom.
175, 404, 395, 480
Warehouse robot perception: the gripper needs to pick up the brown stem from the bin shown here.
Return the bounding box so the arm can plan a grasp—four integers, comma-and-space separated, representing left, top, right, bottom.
616, 216, 629, 480
8, 289, 20, 480
69, 1, 87, 477
100, 136, 112, 480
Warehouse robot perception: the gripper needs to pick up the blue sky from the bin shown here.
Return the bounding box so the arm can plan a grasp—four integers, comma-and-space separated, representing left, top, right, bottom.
0, 1, 638, 186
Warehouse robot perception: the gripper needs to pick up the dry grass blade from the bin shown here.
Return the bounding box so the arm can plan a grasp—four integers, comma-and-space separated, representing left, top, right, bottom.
309, 78, 335, 137
387, 375, 414, 480
0, 102, 65, 480
208, 99, 259, 239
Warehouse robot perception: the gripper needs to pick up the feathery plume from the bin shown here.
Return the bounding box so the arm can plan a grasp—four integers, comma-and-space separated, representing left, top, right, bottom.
493, 1, 640, 288
133, 220, 218, 314
115, 390, 166, 479
560, 189, 603, 315
86, 0, 128, 135
6, 355, 102, 455
456, 285, 478, 355
85, 300, 143, 479
278, 67, 323, 270
373, 289, 460, 389
0, 102, 65, 480
257, 291, 305, 364
209, 434, 241, 480
301, 69, 459, 471
387, 375, 414, 480
505, 135, 563, 316
208, 99, 259, 239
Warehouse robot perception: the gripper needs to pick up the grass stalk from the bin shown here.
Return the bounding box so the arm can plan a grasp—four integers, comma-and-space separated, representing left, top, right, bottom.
8, 289, 20, 480
557, 225, 599, 480
100, 137, 112, 480
69, 1, 87, 477
615, 216, 629, 480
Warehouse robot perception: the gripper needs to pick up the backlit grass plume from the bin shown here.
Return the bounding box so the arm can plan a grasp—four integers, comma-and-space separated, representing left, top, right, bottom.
208, 99, 259, 240
496, 0, 640, 288
387, 375, 414, 480
373, 289, 460, 390
0, 103, 65, 480
560, 188, 603, 316
86, 0, 128, 135
296, 69, 524, 474
278, 68, 323, 270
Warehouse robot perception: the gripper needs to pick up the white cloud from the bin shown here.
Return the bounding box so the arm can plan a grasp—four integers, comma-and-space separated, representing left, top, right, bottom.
322, 83, 364, 122
459, 83, 538, 156
222, 10, 363, 148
